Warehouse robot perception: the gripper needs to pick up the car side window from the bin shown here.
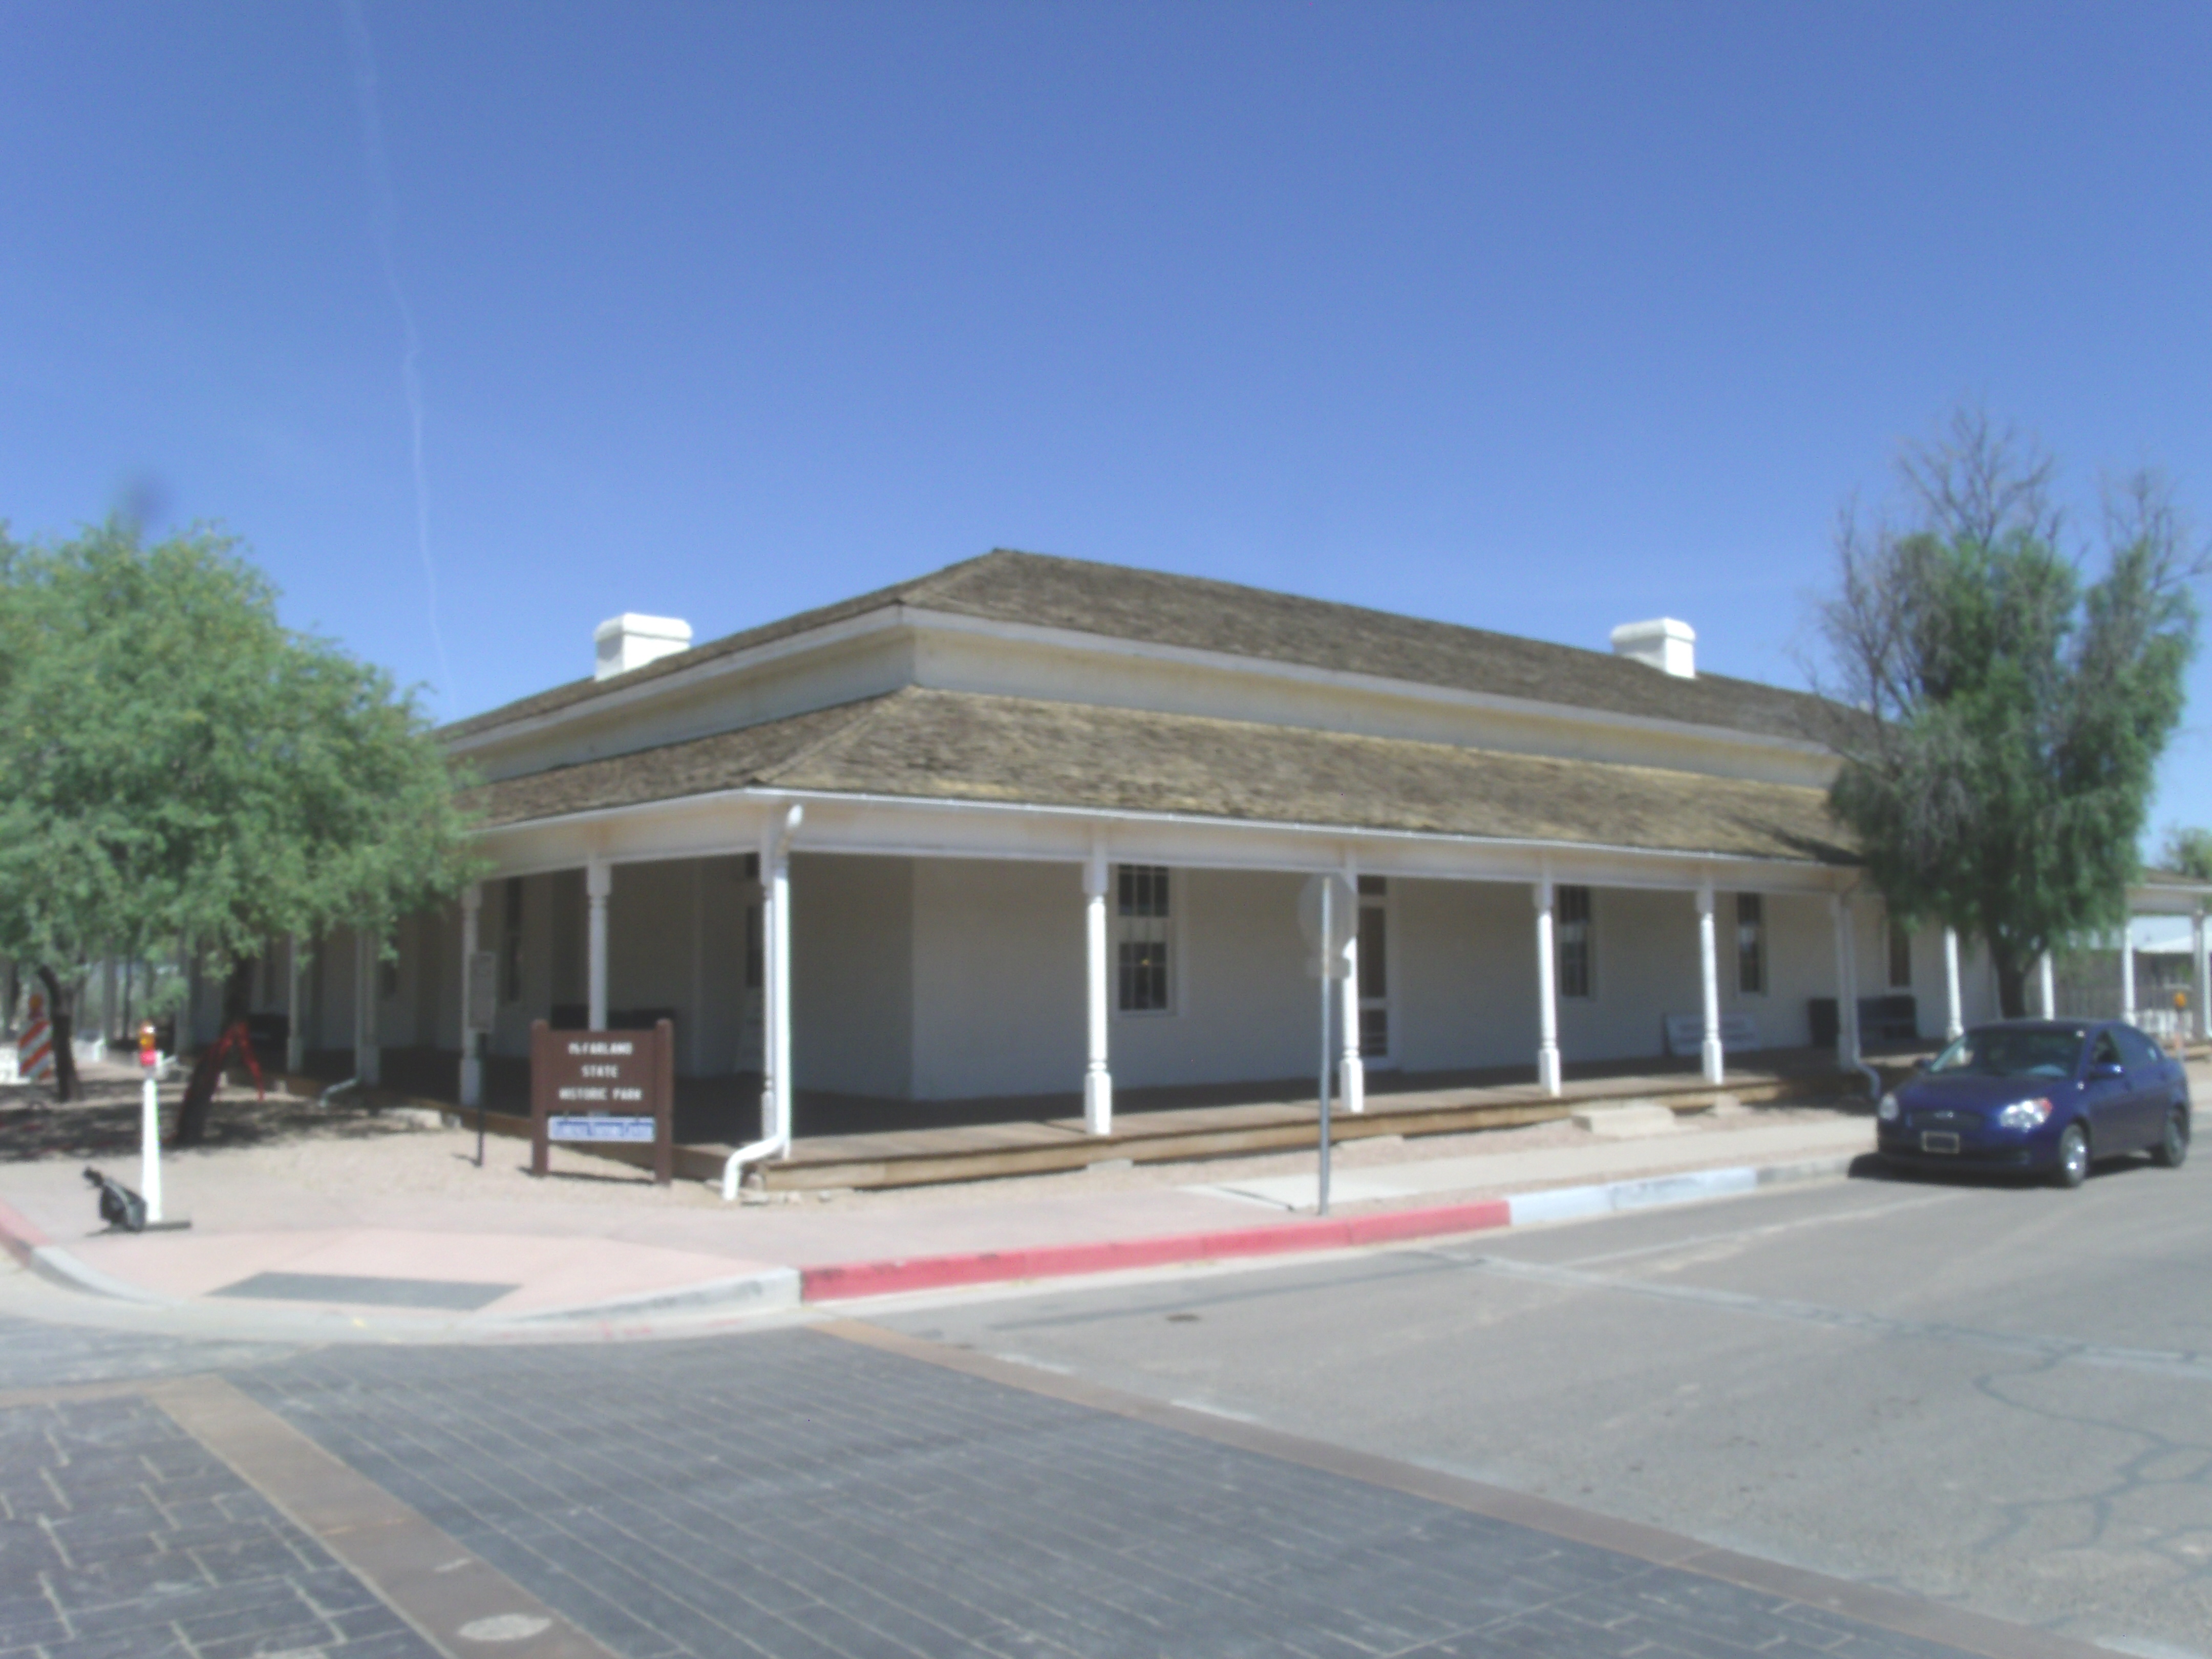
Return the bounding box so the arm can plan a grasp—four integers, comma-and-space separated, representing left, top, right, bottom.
2115, 1027, 2162, 1068
2090, 1032, 2123, 1070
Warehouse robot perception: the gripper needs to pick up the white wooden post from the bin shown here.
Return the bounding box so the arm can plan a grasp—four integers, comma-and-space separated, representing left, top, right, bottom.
1533, 879, 1561, 1095
770, 829, 793, 1154
284, 933, 305, 1074
585, 856, 611, 1032
2037, 952, 2056, 1020
1695, 884, 1724, 1084
2196, 909, 2208, 1043
1830, 893, 1860, 1067
1942, 927, 1964, 1041
2119, 915, 2137, 1027
458, 887, 482, 1108
1082, 849, 1113, 1135
1338, 856, 1365, 1115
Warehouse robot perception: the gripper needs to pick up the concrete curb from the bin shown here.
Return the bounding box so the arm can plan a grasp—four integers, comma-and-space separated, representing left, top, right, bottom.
502, 1267, 803, 1325
801, 1151, 1862, 1303
0, 1148, 1863, 1327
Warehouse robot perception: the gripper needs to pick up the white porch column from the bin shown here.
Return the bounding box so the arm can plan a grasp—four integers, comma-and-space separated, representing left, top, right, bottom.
2196, 909, 2209, 1042
759, 812, 796, 1155
2120, 916, 2137, 1027
1338, 857, 1365, 1115
1082, 849, 1113, 1135
2037, 951, 2056, 1020
585, 855, 611, 1032
1942, 926, 1964, 1041
284, 933, 305, 1074
458, 886, 483, 1109
1829, 893, 1860, 1068
1695, 884, 1724, 1084
1533, 879, 1561, 1096
355, 929, 380, 1087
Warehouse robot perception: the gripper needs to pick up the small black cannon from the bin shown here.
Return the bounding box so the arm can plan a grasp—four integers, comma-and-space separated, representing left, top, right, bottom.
82, 1166, 146, 1233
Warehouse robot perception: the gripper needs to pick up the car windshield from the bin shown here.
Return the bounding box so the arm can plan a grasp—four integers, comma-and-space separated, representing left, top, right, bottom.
1927, 1027, 2082, 1080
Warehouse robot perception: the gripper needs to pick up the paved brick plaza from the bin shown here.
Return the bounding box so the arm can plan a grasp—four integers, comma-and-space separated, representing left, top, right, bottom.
1, 1312, 1997, 1659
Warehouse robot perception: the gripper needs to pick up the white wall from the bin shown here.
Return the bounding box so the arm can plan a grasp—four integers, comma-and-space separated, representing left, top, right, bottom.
1392, 878, 1540, 1073
910, 858, 1084, 1099
792, 853, 912, 1098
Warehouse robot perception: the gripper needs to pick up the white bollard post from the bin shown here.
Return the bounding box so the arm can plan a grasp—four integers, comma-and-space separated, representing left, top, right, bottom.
138, 1033, 163, 1225
1943, 927, 1964, 1041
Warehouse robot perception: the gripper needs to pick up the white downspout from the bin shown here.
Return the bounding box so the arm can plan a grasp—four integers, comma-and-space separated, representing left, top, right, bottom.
723, 804, 803, 1199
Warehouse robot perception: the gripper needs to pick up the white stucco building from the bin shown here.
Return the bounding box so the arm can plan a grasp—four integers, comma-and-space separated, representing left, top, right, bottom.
242, 550, 2211, 1173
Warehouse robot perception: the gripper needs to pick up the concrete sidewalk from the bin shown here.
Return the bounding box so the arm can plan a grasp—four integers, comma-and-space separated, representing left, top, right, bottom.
0, 1084, 1884, 1334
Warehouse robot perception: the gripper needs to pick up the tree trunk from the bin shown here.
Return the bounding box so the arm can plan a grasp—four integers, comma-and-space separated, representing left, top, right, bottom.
1994, 955, 2028, 1019
173, 960, 254, 1147
35, 966, 79, 1103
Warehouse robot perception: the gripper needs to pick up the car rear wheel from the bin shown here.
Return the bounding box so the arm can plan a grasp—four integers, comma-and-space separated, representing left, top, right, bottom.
2153, 1107, 2189, 1169
2053, 1122, 2090, 1189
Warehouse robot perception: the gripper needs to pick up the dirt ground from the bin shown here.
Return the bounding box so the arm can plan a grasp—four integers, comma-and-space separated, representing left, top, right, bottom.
1, 1060, 1870, 1218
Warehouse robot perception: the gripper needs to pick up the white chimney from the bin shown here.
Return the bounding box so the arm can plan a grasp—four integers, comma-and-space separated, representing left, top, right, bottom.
1610, 617, 1696, 678
593, 613, 693, 681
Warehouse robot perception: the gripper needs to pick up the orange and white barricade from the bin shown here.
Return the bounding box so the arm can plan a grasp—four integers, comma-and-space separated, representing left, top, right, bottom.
18, 994, 53, 1081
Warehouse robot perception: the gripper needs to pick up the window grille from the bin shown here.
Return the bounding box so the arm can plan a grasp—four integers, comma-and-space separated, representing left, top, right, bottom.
1557, 885, 1593, 999
1116, 865, 1173, 1014
1736, 894, 1766, 995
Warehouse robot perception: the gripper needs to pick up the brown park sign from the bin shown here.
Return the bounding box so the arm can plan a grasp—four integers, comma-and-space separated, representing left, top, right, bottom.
529, 1018, 674, 1185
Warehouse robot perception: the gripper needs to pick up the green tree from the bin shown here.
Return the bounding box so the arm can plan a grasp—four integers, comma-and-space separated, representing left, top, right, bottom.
1814, 412, 2203, 1017
0, 520, 479, 1126
2161, 826, 2212, 882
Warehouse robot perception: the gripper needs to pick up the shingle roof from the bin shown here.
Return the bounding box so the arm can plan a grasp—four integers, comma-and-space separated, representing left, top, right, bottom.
466, 687, 1853, 865
442, 549, 1833, 746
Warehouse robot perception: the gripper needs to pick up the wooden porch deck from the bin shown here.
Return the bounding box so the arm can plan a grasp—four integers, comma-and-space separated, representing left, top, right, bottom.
309, 1044, 1904, 1191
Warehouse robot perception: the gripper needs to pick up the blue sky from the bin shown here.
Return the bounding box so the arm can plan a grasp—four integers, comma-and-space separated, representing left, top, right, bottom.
5, 2, 2210, 852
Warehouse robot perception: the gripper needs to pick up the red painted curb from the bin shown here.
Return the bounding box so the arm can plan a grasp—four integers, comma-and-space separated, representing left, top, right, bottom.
0, 1194, 53, 1268
800, 1198, 1512, 1302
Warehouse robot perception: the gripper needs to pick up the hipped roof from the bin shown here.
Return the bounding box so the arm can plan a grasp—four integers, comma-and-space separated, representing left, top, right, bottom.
466, 687, 1853, 866
444, 549, 1834, 747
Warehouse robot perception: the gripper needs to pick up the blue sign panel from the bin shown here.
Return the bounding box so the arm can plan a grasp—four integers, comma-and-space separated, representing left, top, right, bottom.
548, 1115, 656, 1144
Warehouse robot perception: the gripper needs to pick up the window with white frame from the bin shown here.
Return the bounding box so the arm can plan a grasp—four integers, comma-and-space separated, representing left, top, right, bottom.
1556, 885, 1593, 999
1116, 864, 1174, 1014
1736, 893, 1766, 995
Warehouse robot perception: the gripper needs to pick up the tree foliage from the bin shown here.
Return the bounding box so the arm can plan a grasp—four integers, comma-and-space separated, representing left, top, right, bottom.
1813, 413, 2203, 1017
2160, 826, 2212, 883
0, 520, 480, 1102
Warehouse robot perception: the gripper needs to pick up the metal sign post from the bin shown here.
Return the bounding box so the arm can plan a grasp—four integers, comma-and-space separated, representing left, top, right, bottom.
1298, 873, 1356, 1217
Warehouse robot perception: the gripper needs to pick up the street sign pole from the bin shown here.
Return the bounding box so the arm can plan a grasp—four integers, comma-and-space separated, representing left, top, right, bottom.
1317, 877, 1332, 1217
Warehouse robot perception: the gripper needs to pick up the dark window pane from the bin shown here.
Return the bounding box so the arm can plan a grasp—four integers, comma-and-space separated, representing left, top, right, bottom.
1359, 1006, 1389, 1057
1360, 906, 1387, 998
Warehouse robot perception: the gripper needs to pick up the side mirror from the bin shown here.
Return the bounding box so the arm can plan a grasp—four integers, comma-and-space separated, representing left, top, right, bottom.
2089, 1060, 2125, 1082
1911, 1056, 1931, 1072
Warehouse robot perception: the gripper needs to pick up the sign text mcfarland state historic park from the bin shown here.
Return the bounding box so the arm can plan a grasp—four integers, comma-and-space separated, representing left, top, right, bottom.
529, 1019, 675, 1185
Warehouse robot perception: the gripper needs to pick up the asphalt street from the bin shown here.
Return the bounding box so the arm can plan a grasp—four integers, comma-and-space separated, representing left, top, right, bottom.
1, 1152, 2203, 1658
884, 1155, 2212, 1657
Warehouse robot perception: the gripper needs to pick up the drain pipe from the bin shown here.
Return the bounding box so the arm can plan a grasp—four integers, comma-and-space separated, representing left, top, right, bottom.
724, 803, 802, 1200
320, 1076, 360, 1106
1851, 1058, 1883, 1101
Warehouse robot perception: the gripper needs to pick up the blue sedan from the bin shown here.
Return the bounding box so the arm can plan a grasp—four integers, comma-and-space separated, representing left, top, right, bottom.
1876, 1019, 2192, 1187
